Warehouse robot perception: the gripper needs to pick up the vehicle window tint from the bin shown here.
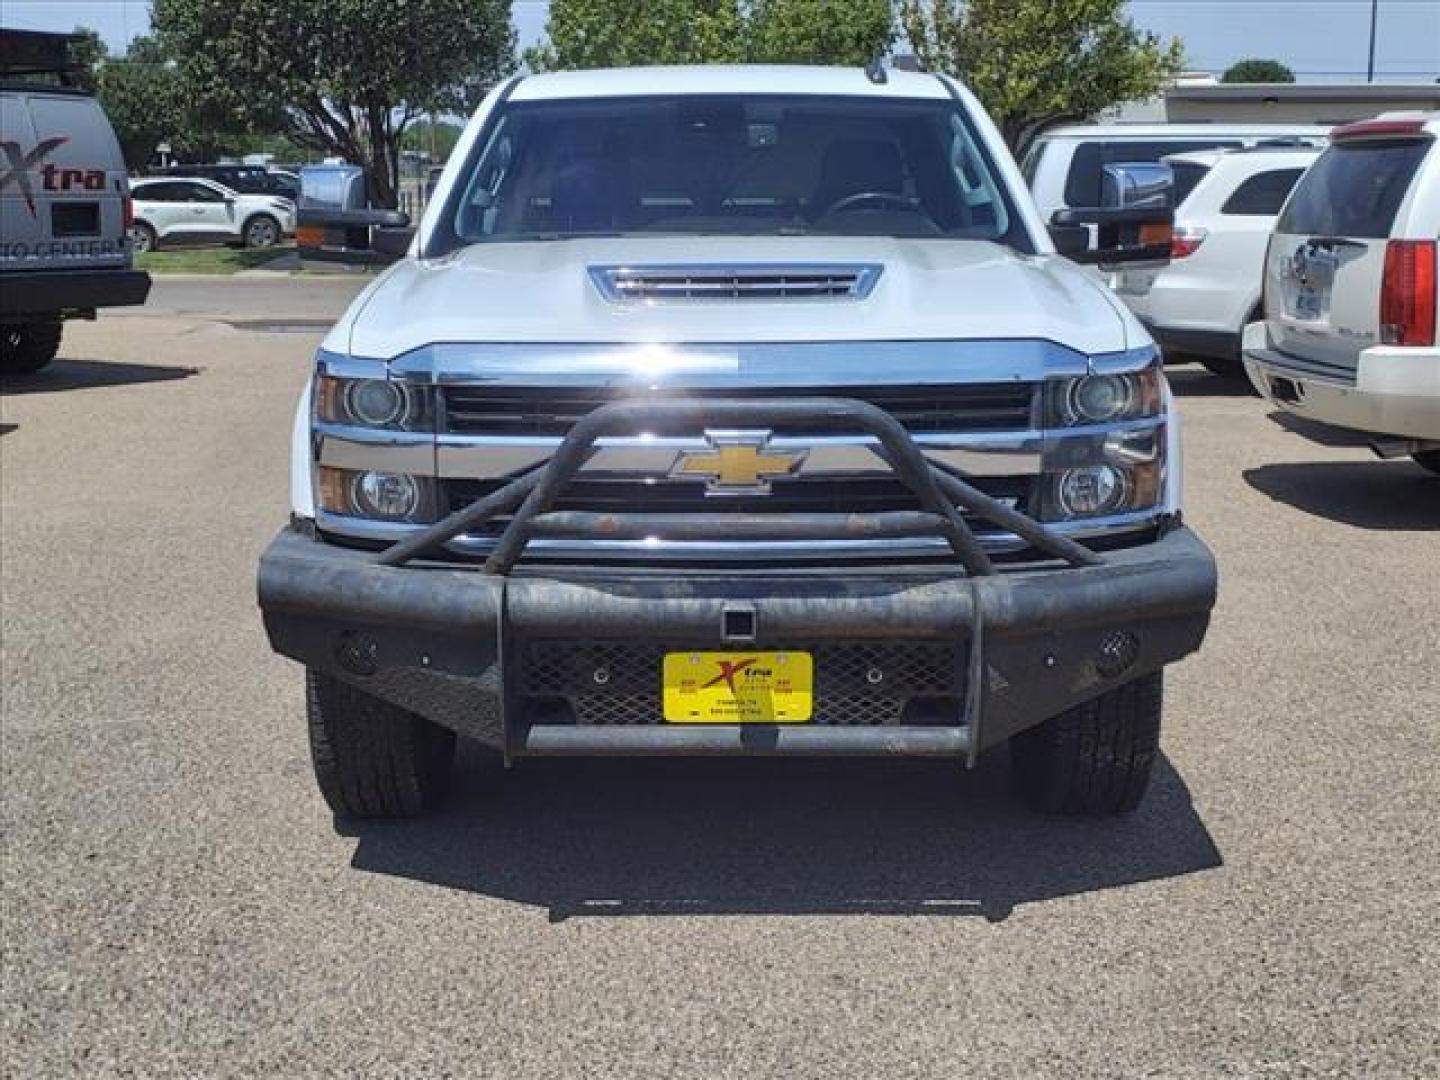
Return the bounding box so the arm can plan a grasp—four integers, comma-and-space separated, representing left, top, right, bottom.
181, 183, 225, 203
1276, 140, 1431, 238
1170, 162, 1210, 208
1064, 140, 1243, 207
445, 94, 1026, 250
1220, 168, 1305, 215
134, 182, 176, 202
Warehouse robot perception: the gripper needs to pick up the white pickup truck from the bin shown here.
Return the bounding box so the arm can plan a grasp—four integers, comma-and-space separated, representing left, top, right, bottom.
258, 65, 1217, 821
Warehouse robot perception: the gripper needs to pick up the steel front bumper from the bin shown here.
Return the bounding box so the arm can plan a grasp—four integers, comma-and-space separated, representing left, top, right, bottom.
257, 525, 1216, 762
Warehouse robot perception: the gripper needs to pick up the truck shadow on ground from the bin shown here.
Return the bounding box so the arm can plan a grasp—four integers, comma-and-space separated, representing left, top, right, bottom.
0, 357, 200, 396
345, 749, 1221, 922
1244, 459, 1439, 531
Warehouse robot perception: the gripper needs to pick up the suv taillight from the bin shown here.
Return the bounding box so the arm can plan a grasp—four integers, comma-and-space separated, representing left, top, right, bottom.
122, 195, 134, 230
1170, 227, 1207, 259
1380, 240, 1437, 347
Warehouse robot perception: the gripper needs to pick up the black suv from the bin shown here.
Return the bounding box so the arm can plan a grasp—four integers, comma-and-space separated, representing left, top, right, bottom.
158, 164, 298, 199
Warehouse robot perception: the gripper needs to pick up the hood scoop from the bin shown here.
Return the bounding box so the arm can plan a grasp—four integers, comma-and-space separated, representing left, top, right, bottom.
589, 263, 883, 302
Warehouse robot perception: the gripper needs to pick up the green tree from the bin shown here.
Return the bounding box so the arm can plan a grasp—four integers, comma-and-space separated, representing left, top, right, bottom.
526, 0, 745, 70
66, 26, 106, 93
1221, 58, 1295, 84
95, 36, 181, 169
527, 0, 892, 70
153, 0, 514, 207
400, 119, 465, 162
745, 0, 893, 65
901, 0, 1185, 148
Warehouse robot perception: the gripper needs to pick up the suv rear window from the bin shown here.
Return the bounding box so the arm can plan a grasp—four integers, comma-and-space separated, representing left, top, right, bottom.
1276, 139, 1431, 238
1220, 167, 1305, 216
1064, 140, 1242, 207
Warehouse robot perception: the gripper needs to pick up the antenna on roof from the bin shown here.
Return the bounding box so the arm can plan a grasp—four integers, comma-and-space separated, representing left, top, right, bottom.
864, 54, 888, 85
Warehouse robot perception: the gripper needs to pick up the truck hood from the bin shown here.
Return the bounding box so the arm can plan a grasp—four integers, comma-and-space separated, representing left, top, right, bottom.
337, 236, 1136, 359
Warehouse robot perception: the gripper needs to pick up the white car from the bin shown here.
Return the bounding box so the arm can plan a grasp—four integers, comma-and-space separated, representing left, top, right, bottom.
257, 64, 1217, 822
1244, 113, 1440, 474
128, 176, 296, 252
1022, 123, 1329, 222
1114, 146, 1320, 377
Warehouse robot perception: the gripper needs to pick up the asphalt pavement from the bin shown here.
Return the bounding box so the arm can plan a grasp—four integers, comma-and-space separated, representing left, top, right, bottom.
2, 283, 1437, 1077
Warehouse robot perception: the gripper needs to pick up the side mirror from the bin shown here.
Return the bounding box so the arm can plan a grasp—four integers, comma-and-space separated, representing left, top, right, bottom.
1050, 207, 1174, 269
1101, 161, 1175, 210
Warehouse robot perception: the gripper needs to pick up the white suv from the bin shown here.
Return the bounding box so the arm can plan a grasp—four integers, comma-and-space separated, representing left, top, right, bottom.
1244, 114, 1440, 473
129, 176, 296, 252
1115, 146, 1319, 378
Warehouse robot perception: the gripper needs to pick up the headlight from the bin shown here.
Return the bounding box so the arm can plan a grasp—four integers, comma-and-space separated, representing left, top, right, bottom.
316, 375, 432, 430
1069, 375, 1135, 424
1046, 365, 1163, 428
317, 466, 435, 522
346, 380, 408, 426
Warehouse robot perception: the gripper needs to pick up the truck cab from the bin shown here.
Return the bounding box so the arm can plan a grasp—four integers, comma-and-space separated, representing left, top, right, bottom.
258, 66, 1217, 822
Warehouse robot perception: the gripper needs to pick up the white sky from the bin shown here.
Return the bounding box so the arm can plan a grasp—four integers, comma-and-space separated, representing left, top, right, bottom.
5, 0, 1438, 83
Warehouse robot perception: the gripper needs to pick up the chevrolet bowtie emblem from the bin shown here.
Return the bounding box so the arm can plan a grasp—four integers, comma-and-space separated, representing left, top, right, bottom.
673, 431, 807, 495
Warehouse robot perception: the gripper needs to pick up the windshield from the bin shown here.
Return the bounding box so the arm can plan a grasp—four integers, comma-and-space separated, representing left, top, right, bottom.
440, 94, 1025, 250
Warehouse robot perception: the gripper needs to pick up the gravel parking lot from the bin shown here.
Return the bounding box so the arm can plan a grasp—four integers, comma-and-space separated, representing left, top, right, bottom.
3, 284, 1437, 1077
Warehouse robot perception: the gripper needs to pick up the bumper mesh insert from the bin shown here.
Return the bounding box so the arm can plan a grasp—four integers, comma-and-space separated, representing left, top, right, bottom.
518, 640, 965, 726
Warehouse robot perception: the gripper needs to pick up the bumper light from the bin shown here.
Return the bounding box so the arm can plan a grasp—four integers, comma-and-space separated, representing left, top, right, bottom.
317, 466, 434, 523
1057, 465, 1127, 517
355, 471, 420, 519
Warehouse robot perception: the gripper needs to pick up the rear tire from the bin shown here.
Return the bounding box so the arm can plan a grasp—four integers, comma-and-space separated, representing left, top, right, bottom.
1011, 671, 1163, 816
1, 321, 63, 375
306, 669, 456, 819
128, 221, 157, 254
1413, 450, 1440, 475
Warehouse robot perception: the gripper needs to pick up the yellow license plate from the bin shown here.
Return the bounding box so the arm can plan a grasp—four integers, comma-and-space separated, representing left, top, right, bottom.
662, 651, 813, 723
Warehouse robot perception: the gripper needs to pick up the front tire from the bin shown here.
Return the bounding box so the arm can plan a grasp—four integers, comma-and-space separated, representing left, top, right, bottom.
1, 321, 63, 375
243, 213, 281, 249
1011, 671, 1163, 816
306, 670, 456, 819
1413, 450, 1440, 475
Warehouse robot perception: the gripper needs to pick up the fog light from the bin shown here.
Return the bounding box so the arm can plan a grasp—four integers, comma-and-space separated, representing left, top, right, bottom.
1070, 375, 1135, 424
1057, 465, 1128, 517
353, 471, 420, 519
345, 379, 408, 426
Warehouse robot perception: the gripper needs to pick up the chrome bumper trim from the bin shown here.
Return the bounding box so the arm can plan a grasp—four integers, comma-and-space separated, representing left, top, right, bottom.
314, 507, 1162, 562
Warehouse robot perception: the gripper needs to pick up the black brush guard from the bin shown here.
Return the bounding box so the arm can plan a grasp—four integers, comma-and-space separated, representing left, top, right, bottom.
259, 397, 1216, 763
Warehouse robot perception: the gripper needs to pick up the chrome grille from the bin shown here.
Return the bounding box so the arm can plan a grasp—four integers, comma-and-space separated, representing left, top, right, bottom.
519, 641, 964, 726
442, 384, 1037, 436
444, 475, 1031, 527
590, 263, 881, 302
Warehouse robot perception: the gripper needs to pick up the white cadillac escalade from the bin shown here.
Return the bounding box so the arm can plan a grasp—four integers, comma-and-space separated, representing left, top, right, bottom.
258, 65, 1217, 821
